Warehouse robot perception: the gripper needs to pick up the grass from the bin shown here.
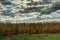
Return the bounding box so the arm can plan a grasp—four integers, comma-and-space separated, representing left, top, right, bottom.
1, 34, 60, 40
1, 22, 60, 35
0, 22, 60, 40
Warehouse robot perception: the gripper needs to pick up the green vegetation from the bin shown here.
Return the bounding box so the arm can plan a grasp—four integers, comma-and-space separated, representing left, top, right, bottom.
0, 34, 60, 40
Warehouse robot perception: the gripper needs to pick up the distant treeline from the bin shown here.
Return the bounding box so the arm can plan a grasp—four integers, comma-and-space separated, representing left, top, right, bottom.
0, 22, 60, 35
